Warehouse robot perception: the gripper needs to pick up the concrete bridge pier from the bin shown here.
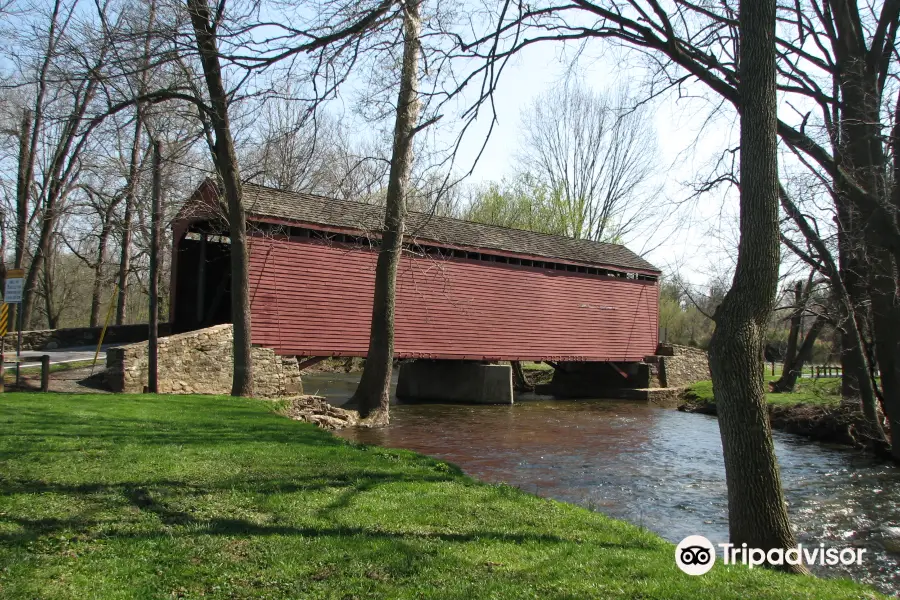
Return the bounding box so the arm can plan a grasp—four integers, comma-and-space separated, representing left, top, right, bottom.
396, 360, 514, 404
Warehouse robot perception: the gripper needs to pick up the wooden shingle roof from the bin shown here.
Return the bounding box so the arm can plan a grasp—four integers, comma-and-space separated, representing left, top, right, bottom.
234, 181, 660, 274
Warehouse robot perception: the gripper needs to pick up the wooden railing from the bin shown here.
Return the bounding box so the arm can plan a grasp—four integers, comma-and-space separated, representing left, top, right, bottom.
767, 363, 880, 380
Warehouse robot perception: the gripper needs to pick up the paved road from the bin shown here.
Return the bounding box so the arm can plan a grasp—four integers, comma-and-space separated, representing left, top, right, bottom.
2, 345, 113, 370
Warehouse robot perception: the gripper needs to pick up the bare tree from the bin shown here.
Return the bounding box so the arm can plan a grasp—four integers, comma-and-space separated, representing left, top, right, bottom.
68, 183, 122, 327
770, 276, 828, 393
13, 0, 114, 328
185, 0, 254, 396
115, 113, 144, 326
779, 185, 886, 441
244, 97, 333, 193
518, 84, 660, 242
707, 0, 804, 565
350, 0, 422, 425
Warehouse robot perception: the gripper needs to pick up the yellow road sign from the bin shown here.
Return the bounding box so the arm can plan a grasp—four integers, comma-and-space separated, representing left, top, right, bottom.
0, 303, 8, 337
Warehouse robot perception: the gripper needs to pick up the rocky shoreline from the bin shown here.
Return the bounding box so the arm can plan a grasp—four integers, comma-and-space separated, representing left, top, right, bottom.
280, 395, 360, 429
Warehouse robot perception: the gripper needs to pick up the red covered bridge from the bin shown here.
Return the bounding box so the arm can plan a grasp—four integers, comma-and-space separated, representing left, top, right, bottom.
171, 180, 660, 397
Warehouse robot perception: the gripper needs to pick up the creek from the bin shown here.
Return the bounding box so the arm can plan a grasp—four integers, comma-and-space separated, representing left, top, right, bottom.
304, 371, 900, 594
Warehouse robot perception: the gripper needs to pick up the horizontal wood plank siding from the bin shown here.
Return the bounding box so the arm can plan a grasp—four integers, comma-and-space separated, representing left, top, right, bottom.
249, 237, 659, 361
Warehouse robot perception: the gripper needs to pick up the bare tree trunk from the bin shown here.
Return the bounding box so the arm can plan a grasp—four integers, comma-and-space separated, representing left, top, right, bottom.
42, 245, 61, 330
869, 274, 900, 456
17, 107, 44, 329
22, 82, 99, 328
90, 216, 114, 328
837, 230, 866, 401
772, 315, 826, 393
187, 0, 253, 397
707, 0, 803, 569
115, 0, 157, 326
12, 108, 34, 334
350, 1, 421, 425
780, 281, 803, 372
779, 187, 886, 440
15, 109, 32, 271
116, 115, 142, 325
21, 205, 55, 328
829, 4, 900, 456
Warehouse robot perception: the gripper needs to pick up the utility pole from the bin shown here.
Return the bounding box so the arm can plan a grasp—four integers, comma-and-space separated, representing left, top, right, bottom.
148, 140, 161, 393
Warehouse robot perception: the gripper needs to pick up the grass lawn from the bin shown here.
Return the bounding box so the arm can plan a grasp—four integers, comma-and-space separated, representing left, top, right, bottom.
686, 376, 842, 408
0, 393, 880, 599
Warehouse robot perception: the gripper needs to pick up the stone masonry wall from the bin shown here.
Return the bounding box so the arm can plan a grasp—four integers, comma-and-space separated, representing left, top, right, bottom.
658, 345, 710, 388
2, 323, 171, 352
105, 324, 302, 397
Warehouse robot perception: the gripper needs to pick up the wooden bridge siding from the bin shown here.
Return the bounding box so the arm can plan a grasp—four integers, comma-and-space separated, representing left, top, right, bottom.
248, 236, 659, 361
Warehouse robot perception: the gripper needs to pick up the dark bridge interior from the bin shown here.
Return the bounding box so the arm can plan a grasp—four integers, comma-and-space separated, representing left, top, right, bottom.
173, 229, 232, 334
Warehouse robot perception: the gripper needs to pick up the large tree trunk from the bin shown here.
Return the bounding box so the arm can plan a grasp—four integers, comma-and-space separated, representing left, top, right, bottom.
868, 268, 900, 456
834, 186, 868, 403
350, 1, 421, 425
827, 1, 900, 457
12, 109, 34, 333
187, 0, 253, 397
116, 116, 142, 326
43, 249, 57, 329
21, 205, 54, 328
15, 109, 32, 271
779, 187, 886, 439
707, 0, 803, 568
18, 107, 48, 329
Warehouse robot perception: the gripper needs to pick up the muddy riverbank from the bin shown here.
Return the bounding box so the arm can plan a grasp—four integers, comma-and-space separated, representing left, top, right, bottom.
678, 393, 890, 455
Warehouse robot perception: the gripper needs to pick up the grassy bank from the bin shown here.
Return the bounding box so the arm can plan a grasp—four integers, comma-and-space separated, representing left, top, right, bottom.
684, 375, 841, 408
0, 393, 880, 599
679, 377, 886, 452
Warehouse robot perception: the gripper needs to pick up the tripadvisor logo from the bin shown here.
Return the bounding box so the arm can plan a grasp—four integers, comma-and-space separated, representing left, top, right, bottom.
675, 535, 868, 575
675, 535, 716, 575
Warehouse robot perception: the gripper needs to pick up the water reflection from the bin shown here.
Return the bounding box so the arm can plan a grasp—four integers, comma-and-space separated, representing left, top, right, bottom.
308, 372, 900, 594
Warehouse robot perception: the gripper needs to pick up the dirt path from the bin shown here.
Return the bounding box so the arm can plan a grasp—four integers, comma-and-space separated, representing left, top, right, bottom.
5, 366, 110, 394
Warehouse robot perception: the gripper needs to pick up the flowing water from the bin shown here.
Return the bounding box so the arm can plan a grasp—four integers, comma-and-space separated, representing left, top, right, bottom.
306, 372, 900, 594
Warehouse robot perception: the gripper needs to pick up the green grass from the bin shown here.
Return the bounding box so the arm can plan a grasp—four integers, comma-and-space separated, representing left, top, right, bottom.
686, 375, 842, 408
0, 393, 880, 599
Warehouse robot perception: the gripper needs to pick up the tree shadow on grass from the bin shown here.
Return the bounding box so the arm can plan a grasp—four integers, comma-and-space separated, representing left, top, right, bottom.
0, 475, 656, 553
0, 469, 454, 498
0, 394, 661, 590
0, 404, 349, 451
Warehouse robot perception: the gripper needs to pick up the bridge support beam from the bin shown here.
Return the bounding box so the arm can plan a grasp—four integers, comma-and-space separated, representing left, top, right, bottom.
397, 361, 514, 404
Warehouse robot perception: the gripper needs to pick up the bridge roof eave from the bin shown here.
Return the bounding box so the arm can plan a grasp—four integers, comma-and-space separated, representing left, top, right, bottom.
246, 214, 663, 278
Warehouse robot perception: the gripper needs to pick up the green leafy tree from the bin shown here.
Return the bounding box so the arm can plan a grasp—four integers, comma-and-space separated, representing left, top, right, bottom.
463, 175, 568, 235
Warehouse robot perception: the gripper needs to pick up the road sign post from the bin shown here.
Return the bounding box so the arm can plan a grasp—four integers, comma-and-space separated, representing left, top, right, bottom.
15, 304, 22, 387
0, 302, 6, 393
5, 269, 25, 387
